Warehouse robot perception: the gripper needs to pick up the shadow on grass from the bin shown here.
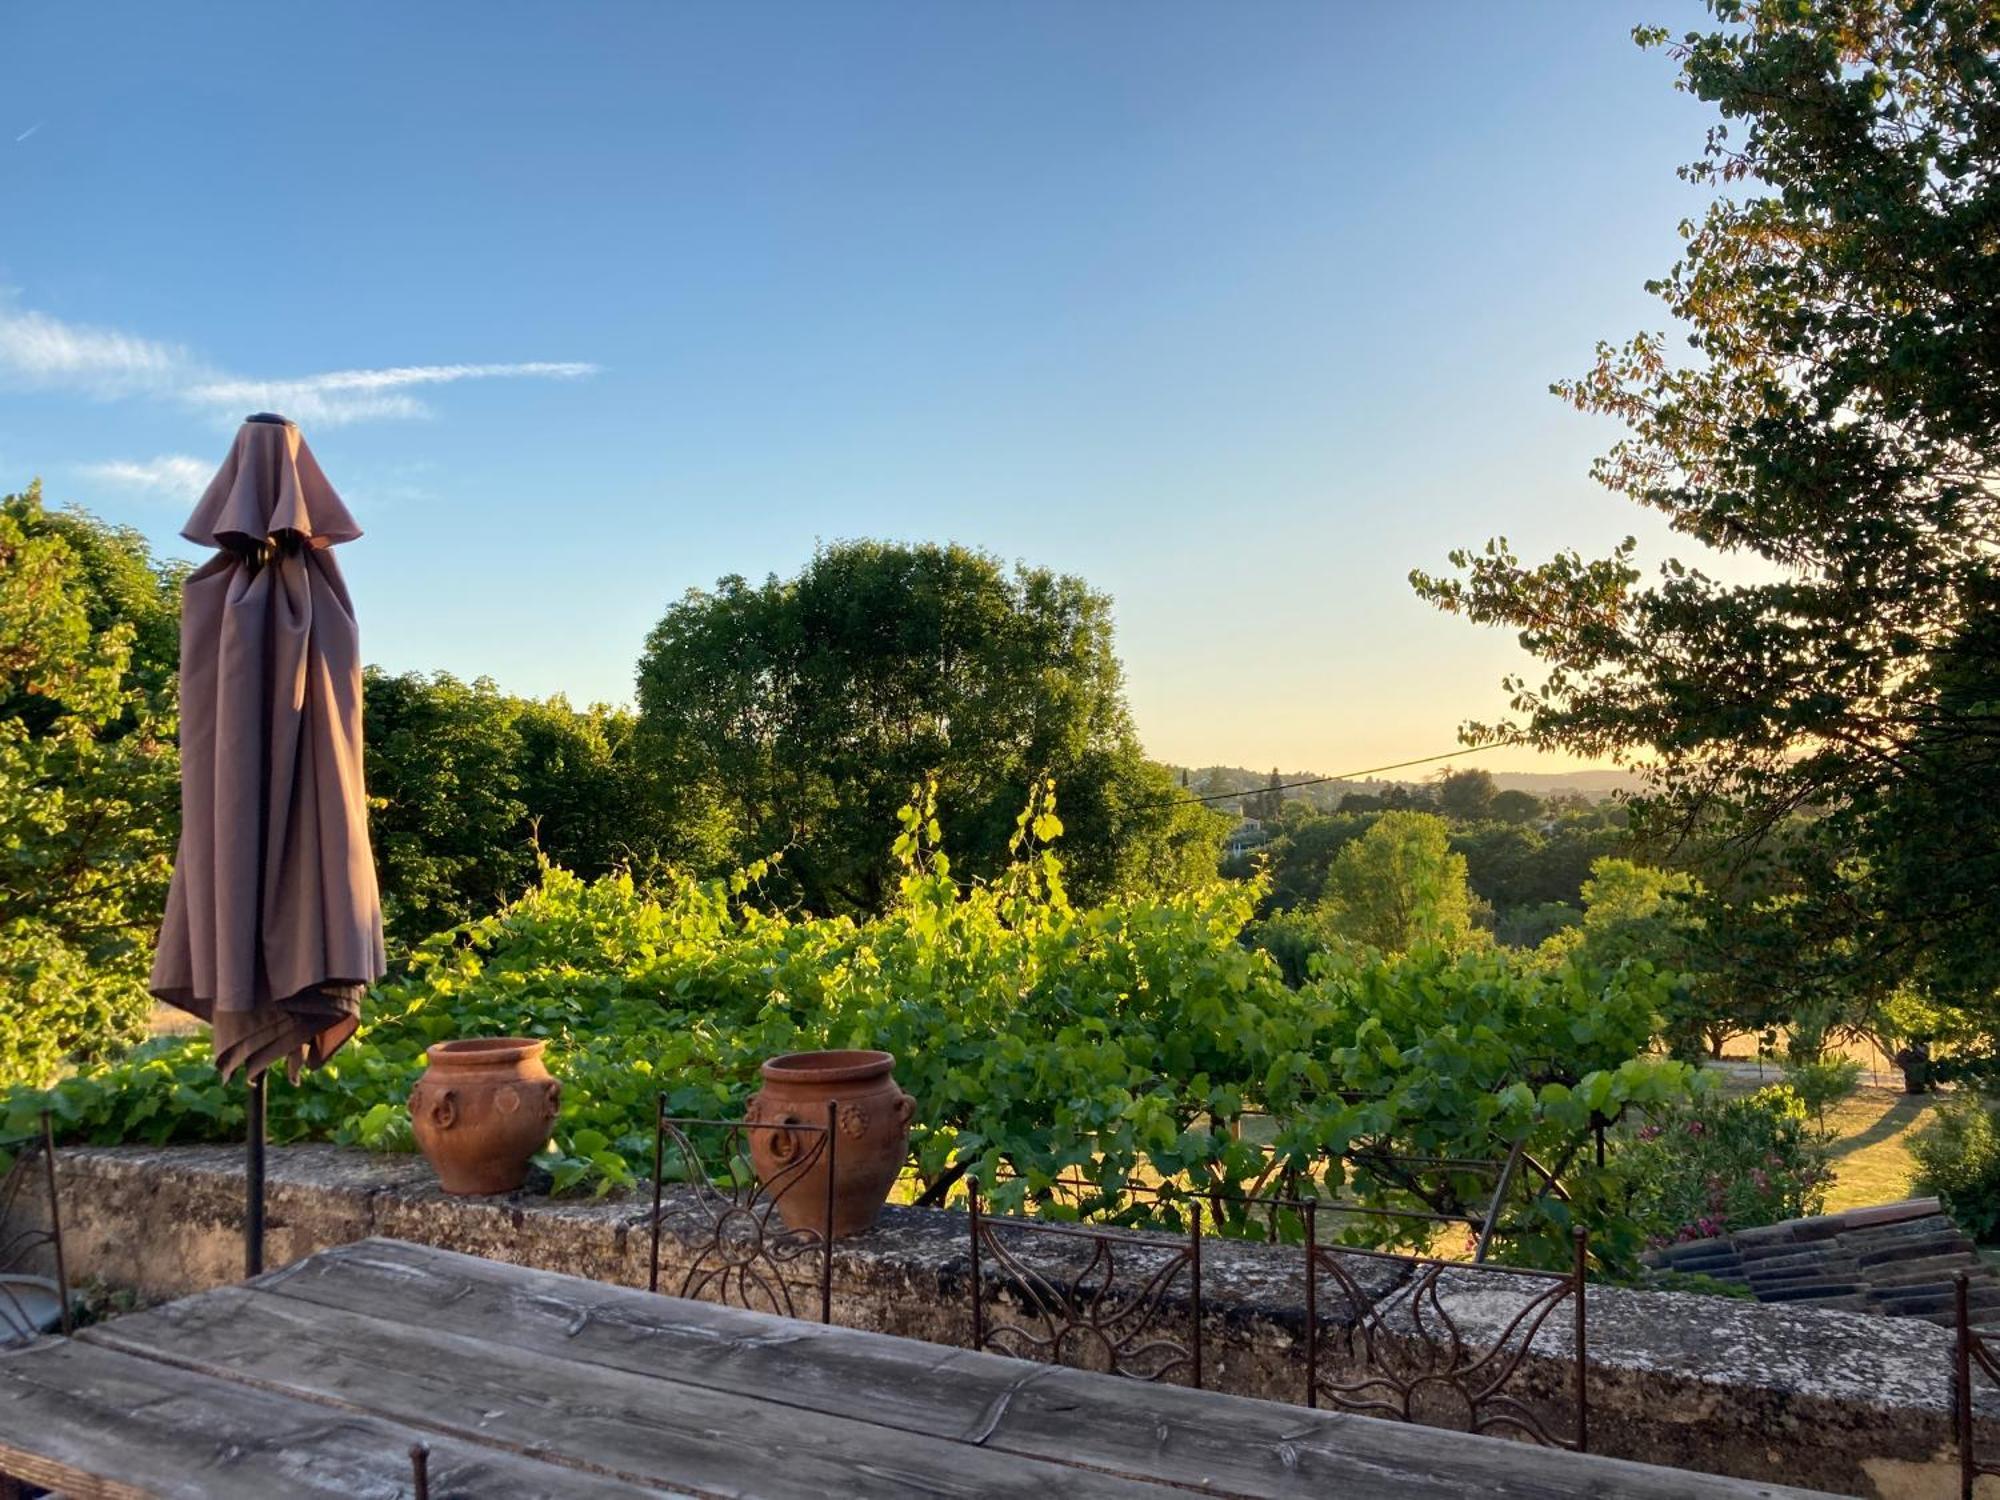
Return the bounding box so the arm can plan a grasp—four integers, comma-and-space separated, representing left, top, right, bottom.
1825, 1093, 1931, 1163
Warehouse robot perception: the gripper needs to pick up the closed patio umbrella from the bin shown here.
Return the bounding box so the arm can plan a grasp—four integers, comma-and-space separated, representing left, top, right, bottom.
151, 414, 385, 1272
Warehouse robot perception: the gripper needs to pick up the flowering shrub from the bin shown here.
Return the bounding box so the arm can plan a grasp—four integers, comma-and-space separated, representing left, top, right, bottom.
1616, 1085, 1830, 1245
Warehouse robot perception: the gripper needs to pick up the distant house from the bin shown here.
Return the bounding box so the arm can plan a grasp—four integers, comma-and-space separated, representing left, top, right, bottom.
1225, 817, 1269, 860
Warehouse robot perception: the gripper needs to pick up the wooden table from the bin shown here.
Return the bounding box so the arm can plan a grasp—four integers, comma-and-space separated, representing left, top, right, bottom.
0, 1237, 1831, 1498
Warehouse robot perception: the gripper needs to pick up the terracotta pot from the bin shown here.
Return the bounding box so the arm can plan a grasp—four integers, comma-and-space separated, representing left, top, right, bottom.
747, 1049, 915, 1238
408, 1037, 562, 1195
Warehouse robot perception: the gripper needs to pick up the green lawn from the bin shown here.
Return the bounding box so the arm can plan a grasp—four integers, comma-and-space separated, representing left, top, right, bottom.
1818, 1086, 1937, 1213
1705, 1055, 1938, 1213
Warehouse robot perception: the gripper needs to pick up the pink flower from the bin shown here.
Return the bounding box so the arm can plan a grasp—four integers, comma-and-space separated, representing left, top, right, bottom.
1686, 1120, 1707, 1138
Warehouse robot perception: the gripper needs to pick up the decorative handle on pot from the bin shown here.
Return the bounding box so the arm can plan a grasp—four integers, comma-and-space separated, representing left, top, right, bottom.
542, 1079, 563, 1121
744, 1089, 765, 1126
894, 1091, 916, 1126
766, 1112, 805, 1162
430, 1089, 458, 1131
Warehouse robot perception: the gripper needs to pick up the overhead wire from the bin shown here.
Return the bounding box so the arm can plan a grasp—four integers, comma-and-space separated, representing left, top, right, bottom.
1140, 743, 1509, 811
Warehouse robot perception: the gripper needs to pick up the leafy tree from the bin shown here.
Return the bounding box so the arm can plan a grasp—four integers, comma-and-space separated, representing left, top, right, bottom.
1867, 985, 1990, 1094
1912, 1093, 2000, 1242
364, 671, 662, 949
1433, 767, 1498, 822
1319, 811, 1483, 955
1257, 810, 1369, 912
1413, 0, 2000, 1020
0, 485, 180, 1085
364, 672, 533, 946
1451, 807, 1622, 926
1244, 767, 1285, 823
1548, 858, 1713, 1055
1451, 822, 1548, 915
634, 541, 1223, 915
1380, 783, 1436, 813
1495, 901, 1582, 949
1490, 788, 1543, 824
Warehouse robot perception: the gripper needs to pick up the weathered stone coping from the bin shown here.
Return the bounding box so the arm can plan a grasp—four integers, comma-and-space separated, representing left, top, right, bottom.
19, 1143, 1991, 1498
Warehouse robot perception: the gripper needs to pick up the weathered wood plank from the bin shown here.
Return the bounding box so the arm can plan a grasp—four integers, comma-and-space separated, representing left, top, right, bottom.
83, 1283, 1184, 1500
258, 1238, 1834, 1500
0, 1335, 673, 1499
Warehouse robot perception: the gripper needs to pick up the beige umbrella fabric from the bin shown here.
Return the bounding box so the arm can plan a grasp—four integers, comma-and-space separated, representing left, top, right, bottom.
151, 417, 385, 1080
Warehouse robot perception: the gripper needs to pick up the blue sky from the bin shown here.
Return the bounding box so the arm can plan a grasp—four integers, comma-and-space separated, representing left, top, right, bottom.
2, 1, 1716, 772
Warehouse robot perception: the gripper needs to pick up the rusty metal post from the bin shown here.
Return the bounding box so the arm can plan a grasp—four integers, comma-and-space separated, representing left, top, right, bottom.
38, 1112, 68, 1336
1472, 1138, 1523, 1265
409, 1441, 430, 1500
649, 1094, 665, 1295
822, 1101, 837, 1325
1960, 1273, 1976, 1500
245, 1072, 266, 1277
1304, 1200, 1318, 1408
1188, 1209, 1204, 1390
1573, 1225, 1589, 1453
969, 1176, 983, 1351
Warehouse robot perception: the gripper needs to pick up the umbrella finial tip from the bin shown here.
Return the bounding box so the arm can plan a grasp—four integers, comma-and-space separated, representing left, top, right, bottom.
244, 412, 294, 427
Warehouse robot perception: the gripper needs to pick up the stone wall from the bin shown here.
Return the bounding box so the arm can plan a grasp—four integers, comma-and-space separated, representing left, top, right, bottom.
20, 1143, 1997, 1499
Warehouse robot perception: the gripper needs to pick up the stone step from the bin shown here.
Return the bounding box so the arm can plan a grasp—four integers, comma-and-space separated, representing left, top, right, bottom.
1857, 1233, 1973, 1268
1841, 1197, 1943, 1229
1864, 1253, 1981, 1287
1749, 1269, 1864, 1295
1872, 1284, 2000, 1318
1848, 1248, 1976, 1288
1664, 1248, 1744, 1272
1746, 1253, 1862, 1283
1651, 1238, 1734, 1268
1760, 1280, 1870, 1303
1735, 1217, 1846, 1250
1737, 1234, 1822, 1262
1840, 1214, 1957, 1246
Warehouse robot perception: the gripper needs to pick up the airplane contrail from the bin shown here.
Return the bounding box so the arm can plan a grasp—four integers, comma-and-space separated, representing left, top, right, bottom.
14, 123, 42, 143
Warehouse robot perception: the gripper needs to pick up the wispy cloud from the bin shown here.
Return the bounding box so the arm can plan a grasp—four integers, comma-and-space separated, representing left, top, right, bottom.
0, 308, 190, 399
13, 122, 41, 144
0, 300, 597, 427
186, 361, 600, 427
77, 454, 213, 501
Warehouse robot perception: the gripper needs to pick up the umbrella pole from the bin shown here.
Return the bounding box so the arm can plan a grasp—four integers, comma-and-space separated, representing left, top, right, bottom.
246, 1073, 266, 1277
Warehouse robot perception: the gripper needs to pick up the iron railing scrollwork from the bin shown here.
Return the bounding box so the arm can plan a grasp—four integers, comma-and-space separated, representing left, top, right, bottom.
0, 1111, 70, 1349
648, 1102, 835, 1324
1955, 1272, 2000, 1499
968, 1176, 1202, 1387
1303, 1201, 1588, 1451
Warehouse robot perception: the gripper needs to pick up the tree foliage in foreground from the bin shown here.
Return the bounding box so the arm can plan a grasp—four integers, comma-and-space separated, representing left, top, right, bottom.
1413, 0, 2000, 1019
9, 803, 1702, 1272
0, 487, 181, 1086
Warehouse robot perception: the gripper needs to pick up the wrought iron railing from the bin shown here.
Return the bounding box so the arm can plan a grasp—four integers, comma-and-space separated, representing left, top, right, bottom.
0, 1111, 70, 1349
636, 1101, 1598, 1444
1302, 1204, 1589, 1450
1955, 1272, 2000, 1499
967, 1175, 1202, 1387
648, 1103, 836, 1323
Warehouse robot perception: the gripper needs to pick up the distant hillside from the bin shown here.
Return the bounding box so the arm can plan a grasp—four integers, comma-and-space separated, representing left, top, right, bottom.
1489, 768, 1646, 799
1163, 763, 1644, 811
